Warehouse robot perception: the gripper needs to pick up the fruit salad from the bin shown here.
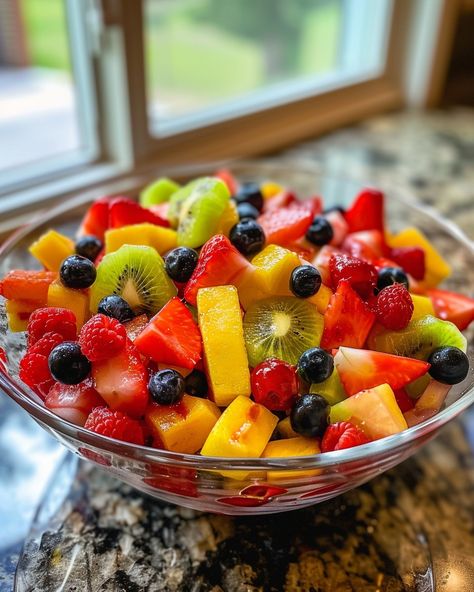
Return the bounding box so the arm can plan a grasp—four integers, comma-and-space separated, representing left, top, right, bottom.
0, 171, 472, 468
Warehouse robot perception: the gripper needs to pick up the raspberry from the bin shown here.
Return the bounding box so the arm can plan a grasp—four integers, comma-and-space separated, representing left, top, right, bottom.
376, 283, 414, 330
250, 358, 298, 411
321, 422, 370, 452
19, 351, 54, 399
27, 307, 77, 347
329, 253, 377, 299
79, 314, 127, 361
84, 406, 144, 445
28, 332, 64, 356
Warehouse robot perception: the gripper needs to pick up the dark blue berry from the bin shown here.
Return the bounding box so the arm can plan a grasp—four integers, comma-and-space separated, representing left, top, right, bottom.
290, 265, 322, 298
149, 369, 185, 405
427, 347, 469, 384
306, 216, 334, 246
165, 247, 198, 283
237, 202, 259, 220
233, 182, 264, 212
48, 342, 91, 385
229, 219, 265, 256
376, 267, 409, 292
98, 295, 135, 323
297, 347, 334, 383
60, 255, 96, 289
184, 369, 208, 398
75, 235, 103, 262
290, 394, 329, 437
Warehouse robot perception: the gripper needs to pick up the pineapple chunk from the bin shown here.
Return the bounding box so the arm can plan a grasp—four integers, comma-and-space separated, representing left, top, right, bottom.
261, 181, 283, 199
262, 436, 320, 480
277, 416, 299, 439
411, 294, 435, 321
252, 245, 300, 293
201, 395, 278, 458
5, 300, 38, 332
308, 283, 333, 314
47, 282, 90, 329
145, 395, 221, 454
197, 285, 251, 406
216, 200, 239, 236
104, 223, 177, 255
29, 230, 75, 271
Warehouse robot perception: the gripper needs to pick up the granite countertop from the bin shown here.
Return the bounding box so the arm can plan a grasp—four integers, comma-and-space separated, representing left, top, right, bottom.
1, 108, 474, 592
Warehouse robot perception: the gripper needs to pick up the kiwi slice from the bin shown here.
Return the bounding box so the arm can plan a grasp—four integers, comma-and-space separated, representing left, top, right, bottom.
243, 296, 324, 367
310, 368, 347, 405
139, 177, 180, 207
368, 315, 467, 360
90, 244, 177, 315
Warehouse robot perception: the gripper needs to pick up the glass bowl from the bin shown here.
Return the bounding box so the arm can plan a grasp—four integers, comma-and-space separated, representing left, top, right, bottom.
0, 161, 473, 515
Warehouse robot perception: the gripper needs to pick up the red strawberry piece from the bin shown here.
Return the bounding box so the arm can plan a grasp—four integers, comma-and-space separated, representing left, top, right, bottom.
372, 257, 401, 271
108, 197, 170, 229
78, 197, 112, 241
329, 253, 377, 299
393, 388, 415, 413
92, 339, 149, 418
282, 239, 317, 262
45, 377, 104, 426
344, 188, 385, 233
321, 421, 370, 452
0, 347, 7, 369
312, 245, 342, 285
250, 358, 298, 411
334, 346, 430, 396
214, 168, 239, 195
262, 190, 297, 213
321, 281, 376, 349
428, 288, 474, 331
149, 202, 169, 220
135, 297, 202, 369
325, 210, 348, 247
342, 230, 388, 262
376, 284, 414, 330
258, 202, 314, 245
79, 314, 127, 362
390, 246, 425, 280
305, 196, 323, 217
27, 307, 77, 347
184, 234, 251, 306
124, 314, 149, 342
0, 270, 57, 303
84, 406, 145, 445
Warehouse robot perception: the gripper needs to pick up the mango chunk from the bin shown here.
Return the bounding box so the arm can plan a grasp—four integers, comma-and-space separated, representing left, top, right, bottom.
104, 223, 177, 255
145, 395, 221, 454
29, 230, 75, 271
261, 182, 283, 200
411, 294, 435, 321
308, 283, 333, 314
5, 300, 38, 332
47, 282, 90, 329
216, 200, 239, 236
277, 416, 299, 439
197, 285, 251, 406
262, 436, 320, 480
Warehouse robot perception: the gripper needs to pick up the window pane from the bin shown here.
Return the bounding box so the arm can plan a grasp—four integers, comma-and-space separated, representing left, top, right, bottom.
145, 0, 392, 136
0, 0, 95, 184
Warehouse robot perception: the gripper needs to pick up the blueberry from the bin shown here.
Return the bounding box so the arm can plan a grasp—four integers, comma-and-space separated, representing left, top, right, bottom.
305, 216, 334, 246
376, 267, 409, 292
237, 202, 259, 220
165, 247, 198, 283
297, 347, 334, 383
290, 265, 322, 298
48, 342, 91, 385
229, 219, 265, 256
60, 255, 96, 289
75, 235, 103, 262
148, 369, 185, 405
98, 295, 135, 323
427, 347, 469, 385
323, 206, 346, 215
233, 182, 264, 212
184, 369, 208, 398
290, 394, 329, 437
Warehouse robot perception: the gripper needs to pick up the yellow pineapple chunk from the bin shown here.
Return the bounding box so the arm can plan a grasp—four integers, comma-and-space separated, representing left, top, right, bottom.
308, 283, 333, 314
47, 282, 90, 329
104, 223, 177, 255
261, 181, 283, 200
197, 285, 251, 406
201, 395, 278, 458
5, 300, 38, 332
252, 245, 300, 293
29, 230, 75, 271
262, 436, 320, 480
277, 416, 299, 439
411, 294, 435, 321
145, 395, 220, 454
216, 200, 239, 236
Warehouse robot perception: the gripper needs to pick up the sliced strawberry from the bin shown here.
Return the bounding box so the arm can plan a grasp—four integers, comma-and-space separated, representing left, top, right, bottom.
92, 339, 149, 418
258, 201, 314, 244
393, 388, 415, 413
184, 234, 251, 306
135, 297, 202, 369
109, 197, 169, 229
325, 210, 348, 247
262, 190, 297, 213
45, 377, 104, 426
342, 230, 387, 262
428, 288, 474, 330
282, 239, 317, 262
390, 247, 426, 280
334, 346, 430, 396
78, 197, 112, 241
215, 169, 239, 195
321, 281, 376, 349
344, 188, 385, 233
306, 196, 323, 217
149, 202, 169, 220
312, 245, 342, 285
329, 253, 377, 299
0, 270, 57, 303
124, 314, 149, 342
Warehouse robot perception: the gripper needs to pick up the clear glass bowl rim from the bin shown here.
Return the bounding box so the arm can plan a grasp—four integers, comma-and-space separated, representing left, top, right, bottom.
0, 159, 473, 471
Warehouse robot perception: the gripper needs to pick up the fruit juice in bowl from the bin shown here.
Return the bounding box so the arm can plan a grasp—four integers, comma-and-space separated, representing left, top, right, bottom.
0, 161, 473, 515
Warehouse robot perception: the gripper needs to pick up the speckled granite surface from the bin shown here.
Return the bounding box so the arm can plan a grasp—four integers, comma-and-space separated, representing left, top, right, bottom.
1, 109, 474, 591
